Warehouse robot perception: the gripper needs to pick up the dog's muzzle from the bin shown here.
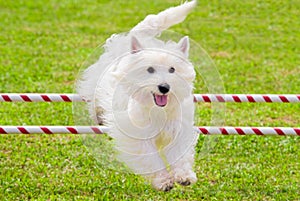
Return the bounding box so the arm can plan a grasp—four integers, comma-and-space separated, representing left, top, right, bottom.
153, 83, 170, 107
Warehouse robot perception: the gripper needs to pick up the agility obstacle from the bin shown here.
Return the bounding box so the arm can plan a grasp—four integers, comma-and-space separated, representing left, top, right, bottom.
1, 93, 300, 103
0, 125, 299, 136
0, 93, 299, 136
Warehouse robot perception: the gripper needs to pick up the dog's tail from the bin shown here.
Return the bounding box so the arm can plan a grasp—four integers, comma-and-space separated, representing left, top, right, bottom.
131, 0, 197, 37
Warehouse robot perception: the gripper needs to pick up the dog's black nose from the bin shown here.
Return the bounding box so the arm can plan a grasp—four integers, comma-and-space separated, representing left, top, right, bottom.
158, 83, 170, 94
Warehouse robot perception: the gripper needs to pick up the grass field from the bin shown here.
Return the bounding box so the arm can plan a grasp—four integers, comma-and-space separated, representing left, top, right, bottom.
0, 0, 299, 200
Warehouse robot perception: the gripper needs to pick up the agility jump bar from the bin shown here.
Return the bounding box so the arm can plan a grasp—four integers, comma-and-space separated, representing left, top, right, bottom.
0, 93, 300, 103
0, 126, 299, 136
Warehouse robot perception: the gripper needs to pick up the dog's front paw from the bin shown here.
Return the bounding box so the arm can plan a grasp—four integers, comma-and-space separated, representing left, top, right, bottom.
152, 171, 174, 191
173, 168, 197, 186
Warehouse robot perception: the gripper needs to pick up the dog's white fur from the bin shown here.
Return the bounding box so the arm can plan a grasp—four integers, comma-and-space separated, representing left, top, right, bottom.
77, 0, 198, 191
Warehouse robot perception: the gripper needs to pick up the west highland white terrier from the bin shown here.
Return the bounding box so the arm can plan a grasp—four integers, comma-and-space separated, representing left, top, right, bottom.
77, 0, 198, 191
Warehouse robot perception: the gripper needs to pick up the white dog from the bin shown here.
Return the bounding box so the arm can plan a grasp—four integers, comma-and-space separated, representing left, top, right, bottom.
77, 0, 198, 191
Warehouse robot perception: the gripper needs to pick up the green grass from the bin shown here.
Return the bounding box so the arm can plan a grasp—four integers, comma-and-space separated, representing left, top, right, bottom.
0, 0, 299, 200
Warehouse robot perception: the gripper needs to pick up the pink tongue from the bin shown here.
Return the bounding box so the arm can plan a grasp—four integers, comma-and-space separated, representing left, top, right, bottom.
155, 94, 168, 107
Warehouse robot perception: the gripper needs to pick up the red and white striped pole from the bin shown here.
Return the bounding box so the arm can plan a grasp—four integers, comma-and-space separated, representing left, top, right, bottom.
0, 126, 109, 134
196, 126, 300, 136
0, 126, 299, 136
0, 93, 82, 102
193, 94, 300, 103
1, 93, 299, 103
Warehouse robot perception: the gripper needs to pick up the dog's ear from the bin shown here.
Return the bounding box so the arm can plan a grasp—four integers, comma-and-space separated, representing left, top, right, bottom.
131, 36, 143, 54
178, 36, 190, 58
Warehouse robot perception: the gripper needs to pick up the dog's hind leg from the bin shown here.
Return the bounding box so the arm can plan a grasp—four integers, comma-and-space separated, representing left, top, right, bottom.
95, 106, 105, 125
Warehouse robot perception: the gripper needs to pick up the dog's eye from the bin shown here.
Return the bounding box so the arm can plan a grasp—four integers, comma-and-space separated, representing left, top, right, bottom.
147, 67, 155, 73
169, 67, 175, 73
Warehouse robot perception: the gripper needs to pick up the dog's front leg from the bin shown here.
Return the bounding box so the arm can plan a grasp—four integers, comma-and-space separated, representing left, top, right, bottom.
141, 141, 175, 191
150, 169, 174, 191
164, 124, 198, 186
171, 146, 197, 186
117, 138, 174, 191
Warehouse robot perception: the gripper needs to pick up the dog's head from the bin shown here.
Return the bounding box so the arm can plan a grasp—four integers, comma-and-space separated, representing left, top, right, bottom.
112, 36, 195, 109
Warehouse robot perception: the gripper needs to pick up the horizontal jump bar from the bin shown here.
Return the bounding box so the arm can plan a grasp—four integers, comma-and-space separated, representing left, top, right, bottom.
0, 126, 299, 136
0, 93, 299, 103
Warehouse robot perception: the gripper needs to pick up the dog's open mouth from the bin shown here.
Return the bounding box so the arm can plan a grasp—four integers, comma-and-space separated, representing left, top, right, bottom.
153, 94, 168, 107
